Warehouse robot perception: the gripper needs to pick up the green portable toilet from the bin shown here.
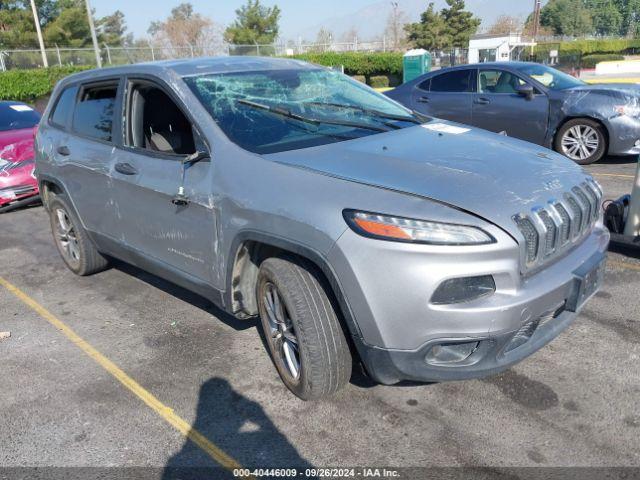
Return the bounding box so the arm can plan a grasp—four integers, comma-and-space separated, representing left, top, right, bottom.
403, 49, 431, 83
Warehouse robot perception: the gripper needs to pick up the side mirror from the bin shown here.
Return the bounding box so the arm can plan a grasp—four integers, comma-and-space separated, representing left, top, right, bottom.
516, 84, 534, 100
182, 150, 210, 165
173, 150, 211, 206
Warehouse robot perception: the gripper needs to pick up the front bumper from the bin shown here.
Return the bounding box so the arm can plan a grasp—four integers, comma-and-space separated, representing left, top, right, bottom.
329, 225, 610, 384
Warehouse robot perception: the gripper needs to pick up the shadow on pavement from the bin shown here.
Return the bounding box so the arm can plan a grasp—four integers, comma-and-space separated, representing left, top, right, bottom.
112, 260, 255, 332
162, 377, 316, 480
597, 155, 638, 165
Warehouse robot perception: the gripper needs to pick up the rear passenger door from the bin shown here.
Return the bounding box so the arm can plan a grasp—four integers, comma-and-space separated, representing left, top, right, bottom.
411, 69, 475, 125
54, 80, 123, 236
109, 77, 217, 285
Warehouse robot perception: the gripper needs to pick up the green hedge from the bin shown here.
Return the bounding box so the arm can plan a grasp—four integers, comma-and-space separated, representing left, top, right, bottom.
535, 38, 640, 57
0, 66, 89, 102
291, 52, 403, 77
369, 75, 390, 88
580, 54, 626, 69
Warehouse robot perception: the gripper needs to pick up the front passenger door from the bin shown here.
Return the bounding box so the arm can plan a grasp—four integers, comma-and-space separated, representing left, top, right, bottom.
411, 69, 475, 125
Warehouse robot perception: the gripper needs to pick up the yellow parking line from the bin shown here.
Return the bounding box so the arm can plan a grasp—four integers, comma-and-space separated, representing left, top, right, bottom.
593, 173, 635, 179
608, 260, 640, 272
0, 276, 243, 472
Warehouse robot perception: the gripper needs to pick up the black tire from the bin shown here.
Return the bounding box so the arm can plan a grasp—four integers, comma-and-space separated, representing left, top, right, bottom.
257, 256, 352, 400
48, 194, 109, 276
554, 118, 607, 165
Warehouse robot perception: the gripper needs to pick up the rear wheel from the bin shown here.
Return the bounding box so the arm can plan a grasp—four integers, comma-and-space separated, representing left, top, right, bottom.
48, 195, 109, 276
257, 257, 352, 400
554, 118, 606, 165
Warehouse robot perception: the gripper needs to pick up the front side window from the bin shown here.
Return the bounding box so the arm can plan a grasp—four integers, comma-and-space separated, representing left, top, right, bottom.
479, 70, 526, 94
430, 70, 474, 93
184, 68, 421, 154
126, 83, 196, 156
72, 84, 118, 142
0, 102, 41, 132
50, 87, 77, 128
512, 64, 585, 91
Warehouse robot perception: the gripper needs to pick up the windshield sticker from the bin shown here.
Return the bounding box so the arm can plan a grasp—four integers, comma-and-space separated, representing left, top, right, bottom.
9, 105, 33, 112
422, 123, 470, 135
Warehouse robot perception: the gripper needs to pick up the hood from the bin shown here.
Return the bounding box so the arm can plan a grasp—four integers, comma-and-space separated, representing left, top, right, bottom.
266, 122, 590, 238
570, 83, 640, 95
0, 127, 36, 167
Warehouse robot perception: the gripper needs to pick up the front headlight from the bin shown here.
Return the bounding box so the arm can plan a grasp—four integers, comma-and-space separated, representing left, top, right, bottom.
343, 210, 495, 245
614, 104, 640, 118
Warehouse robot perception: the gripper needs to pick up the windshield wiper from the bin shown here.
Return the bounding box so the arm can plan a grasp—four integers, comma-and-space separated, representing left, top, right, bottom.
303, 101, 422, 125
237, 99, 392, 133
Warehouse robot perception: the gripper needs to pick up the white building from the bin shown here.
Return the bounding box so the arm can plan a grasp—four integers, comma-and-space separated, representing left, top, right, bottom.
468, 33, 536, 64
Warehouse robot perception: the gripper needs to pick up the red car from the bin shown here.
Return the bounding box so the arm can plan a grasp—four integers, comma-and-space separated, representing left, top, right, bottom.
0, 101, 41, 213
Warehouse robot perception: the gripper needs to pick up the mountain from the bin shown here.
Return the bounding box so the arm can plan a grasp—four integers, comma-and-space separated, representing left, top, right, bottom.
286, 0, 545, 42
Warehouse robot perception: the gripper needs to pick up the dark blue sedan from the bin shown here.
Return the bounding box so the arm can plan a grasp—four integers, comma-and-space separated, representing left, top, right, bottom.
386, 62, 640, 164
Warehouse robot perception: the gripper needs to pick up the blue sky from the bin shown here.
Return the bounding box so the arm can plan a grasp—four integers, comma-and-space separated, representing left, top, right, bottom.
91, 0, 376, 40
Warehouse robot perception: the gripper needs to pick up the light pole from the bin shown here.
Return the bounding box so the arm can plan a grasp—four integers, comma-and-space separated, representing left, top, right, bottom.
84, 0, 102, 68
29, 0, 48, 68
390, 1, 399, 51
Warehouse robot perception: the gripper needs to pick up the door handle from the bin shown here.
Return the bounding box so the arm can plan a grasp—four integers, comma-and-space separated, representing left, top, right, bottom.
418, 96, 430, 103
57, 145, 70, 156
114, 162, 138, 176
475, 97, 490, 105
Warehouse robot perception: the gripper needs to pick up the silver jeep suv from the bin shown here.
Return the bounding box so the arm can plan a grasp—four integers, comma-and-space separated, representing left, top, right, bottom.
35, 57, 609, 400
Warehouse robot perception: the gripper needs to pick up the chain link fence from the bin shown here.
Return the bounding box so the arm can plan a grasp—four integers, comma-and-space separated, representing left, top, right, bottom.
0, 40, 406, 71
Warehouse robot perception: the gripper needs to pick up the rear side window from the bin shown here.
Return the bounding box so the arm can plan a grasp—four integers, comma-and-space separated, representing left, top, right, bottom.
50, 87, 77, 128
72, 84, 118, 142
430, 70, 473, 93
417, 78, 431, 91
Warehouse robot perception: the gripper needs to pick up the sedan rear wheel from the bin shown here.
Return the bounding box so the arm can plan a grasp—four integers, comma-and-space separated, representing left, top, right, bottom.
555, 119, 606, 165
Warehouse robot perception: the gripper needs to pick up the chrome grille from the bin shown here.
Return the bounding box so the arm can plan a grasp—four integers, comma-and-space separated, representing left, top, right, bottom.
553, 203, 571, 244
513, 181, 602, 271
565, 194, 584, 234
537, 210, 556, 256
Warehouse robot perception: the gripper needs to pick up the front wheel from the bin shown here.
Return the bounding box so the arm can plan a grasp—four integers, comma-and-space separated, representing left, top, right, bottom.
554, 119, 607, 165
257, 257, 352, 400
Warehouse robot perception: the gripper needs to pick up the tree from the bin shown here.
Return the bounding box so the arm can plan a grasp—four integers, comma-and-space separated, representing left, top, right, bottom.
613, 0, 640, 37
405, 1, 479, 51
98, 10, 130, 46
341, 26, 359, 43
441, 0, 481, 48
224, 0, 280, 45
148, 2, 223, 56
539, 0, 594, 36
43, 2, 92, 47
405, 3, 448, 50
314, 27, 332, 51
385, 2, 408, 51
487, 15, 523, 35
588, 0, 622, 36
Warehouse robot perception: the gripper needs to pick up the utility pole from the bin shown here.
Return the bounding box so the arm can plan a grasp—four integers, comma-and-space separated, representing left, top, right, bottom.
530, 0, 541, 56
390, 2, 399, 51
29, 0, 48, 68
532, 0, 541, 39
84, 0, 102, 68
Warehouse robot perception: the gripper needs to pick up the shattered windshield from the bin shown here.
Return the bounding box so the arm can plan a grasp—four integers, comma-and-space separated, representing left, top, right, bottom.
513, 64, 585, 91
184, 68, 421, 154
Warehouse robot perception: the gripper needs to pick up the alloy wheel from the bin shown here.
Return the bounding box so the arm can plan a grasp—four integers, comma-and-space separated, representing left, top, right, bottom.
262, 282, 301, 381
561, 124, 600, 161
54, 208, 81, 266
